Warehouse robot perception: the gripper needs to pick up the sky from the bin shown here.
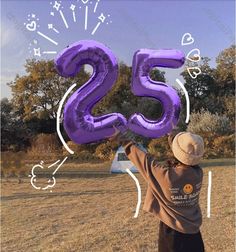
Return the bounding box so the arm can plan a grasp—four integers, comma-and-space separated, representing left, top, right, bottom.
1, 0, 235, 98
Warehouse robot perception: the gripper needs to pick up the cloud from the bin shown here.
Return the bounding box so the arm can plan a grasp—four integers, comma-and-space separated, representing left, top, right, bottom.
1, 20, 21, 49
1, 21, 16, 48
0, 67, 25, 98
0, 69, 20, 84
1, 17, 31, 51
1, 67, 25, 79
1, 74, 15, 83
1, 20, 28, 99
1, 74, 15, 98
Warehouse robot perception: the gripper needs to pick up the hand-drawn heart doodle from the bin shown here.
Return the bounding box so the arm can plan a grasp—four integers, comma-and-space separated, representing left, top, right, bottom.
186, 48, 201, 62
181, 33, 194, 46
187, 67, 201, 79
26, 21, 37, 32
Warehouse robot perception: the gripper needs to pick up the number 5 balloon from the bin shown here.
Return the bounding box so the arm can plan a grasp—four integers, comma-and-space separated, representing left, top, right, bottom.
128, 49, 185, 138
55, 40, 127, 144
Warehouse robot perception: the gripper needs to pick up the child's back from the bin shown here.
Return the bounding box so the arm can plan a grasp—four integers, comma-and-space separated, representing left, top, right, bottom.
122, 131, 205, 252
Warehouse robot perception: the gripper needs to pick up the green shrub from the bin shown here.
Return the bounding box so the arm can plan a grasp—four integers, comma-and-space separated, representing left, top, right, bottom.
27, 133, 61, 160
201, 133, 218, 158
31, 133, 60, 150
195, 133, 235, 159
213, 134, 234, 158
187, 109, 232, 135
69, 150, 98, 162
147, 133, 235, 160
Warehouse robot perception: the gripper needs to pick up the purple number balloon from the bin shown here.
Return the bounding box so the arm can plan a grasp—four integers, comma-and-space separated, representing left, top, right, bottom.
55, 40, 127, 144
128, 49, 185, 138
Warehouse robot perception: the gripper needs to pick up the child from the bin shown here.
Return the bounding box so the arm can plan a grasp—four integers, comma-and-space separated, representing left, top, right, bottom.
111, 129, 205, 252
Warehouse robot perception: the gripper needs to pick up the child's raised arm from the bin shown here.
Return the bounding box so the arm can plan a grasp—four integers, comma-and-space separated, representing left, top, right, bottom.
123, 142, 155, 181
109, 127, 161, 182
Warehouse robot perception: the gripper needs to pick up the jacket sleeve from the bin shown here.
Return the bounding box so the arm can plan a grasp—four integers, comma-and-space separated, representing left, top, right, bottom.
123, 142, 158, 182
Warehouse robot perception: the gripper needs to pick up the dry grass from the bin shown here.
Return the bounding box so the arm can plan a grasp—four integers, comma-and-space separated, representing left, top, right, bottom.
1, 160, 235, 252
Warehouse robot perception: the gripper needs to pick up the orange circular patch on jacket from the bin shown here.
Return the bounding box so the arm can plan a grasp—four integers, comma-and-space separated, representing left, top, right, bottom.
183, 184, 193, 194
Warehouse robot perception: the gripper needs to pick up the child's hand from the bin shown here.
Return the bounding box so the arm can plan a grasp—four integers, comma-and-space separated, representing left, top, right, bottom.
109, 126, 121, 141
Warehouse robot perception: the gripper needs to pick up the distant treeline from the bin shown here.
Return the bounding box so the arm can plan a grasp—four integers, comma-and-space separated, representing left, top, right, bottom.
1, 45, 235, 159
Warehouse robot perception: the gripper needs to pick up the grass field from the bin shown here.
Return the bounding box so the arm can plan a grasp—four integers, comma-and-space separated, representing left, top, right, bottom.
1, 159, 235, 252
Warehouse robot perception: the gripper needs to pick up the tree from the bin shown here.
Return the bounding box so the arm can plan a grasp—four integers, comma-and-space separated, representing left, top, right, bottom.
8, 59, 90, 121
187, 109, 233, 136
1, 98, 29, 151
181, 57, 216, 113
215, 45, 235, 96
223, 95, 235, 119
214, 45, 235, 123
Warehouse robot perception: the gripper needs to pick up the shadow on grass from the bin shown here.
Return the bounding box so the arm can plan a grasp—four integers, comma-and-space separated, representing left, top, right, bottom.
1, 188, 135, 201
28, 172, 126, 179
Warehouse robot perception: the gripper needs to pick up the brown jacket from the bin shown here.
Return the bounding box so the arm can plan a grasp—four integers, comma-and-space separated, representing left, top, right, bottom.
124, 142, 203, 234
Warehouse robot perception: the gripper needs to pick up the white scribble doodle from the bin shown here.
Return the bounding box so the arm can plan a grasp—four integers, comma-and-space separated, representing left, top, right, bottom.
50, 1, 69, 28
43, 51, 57, 54
52, 0, 61, 11
57, 84, 77, 155
125, 169, 141, 218
91, 13, 111, 35
207, 171, 212, 218
24, 0, 112, 58
29, 157, 68, 191
176, 78, 190, 124
186, 48, 201, 62
37, 31, 58, 45
24, 13, 58, 53
81, 0, 89, 4
85, 5, 88, 30
93, 0, 100, 13
181, 32, 202, 79
70, 4, 77, 22
33, 47, 41, 57
48, 24, 60, 33
187, 67, 202, 79
181, 32, 194, 46
60, 10, 69, 28
24, 13, 39, 31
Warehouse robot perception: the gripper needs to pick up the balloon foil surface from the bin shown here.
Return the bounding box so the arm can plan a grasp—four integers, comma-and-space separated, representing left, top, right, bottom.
128, 49, 185, 138
55, 40, 127, 144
